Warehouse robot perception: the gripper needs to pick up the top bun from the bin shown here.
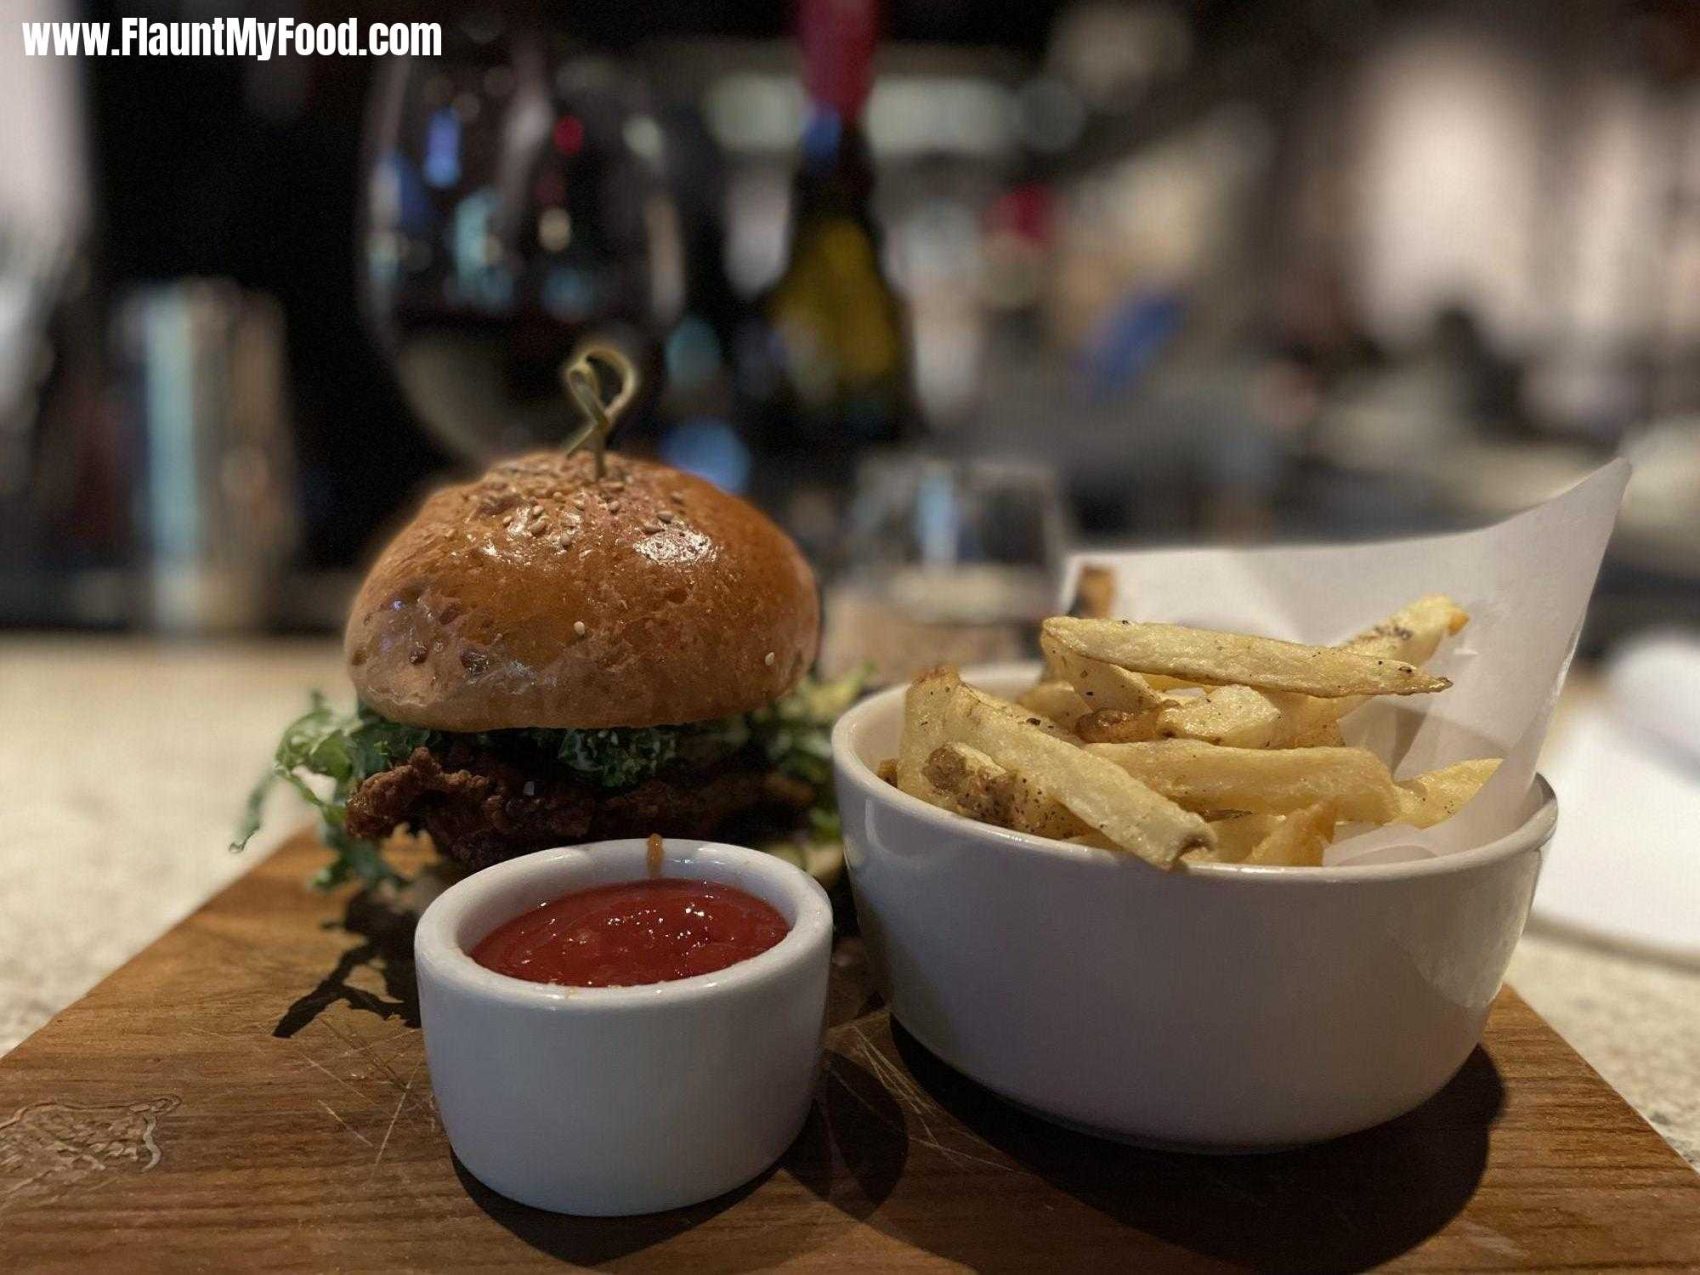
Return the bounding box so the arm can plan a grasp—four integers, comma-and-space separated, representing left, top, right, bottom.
346, 451, 820, 731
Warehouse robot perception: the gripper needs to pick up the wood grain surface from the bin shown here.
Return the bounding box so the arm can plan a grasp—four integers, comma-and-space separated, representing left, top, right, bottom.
0, 832, 1696, 1273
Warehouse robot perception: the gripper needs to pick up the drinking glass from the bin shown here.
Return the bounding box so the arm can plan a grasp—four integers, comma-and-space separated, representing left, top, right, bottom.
359, 16, 684, 460
822, 454, 1071, 682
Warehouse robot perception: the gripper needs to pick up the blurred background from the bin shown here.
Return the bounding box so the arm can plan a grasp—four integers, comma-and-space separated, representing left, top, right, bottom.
2, 0, 1698, 1158
6, 0, 1700, 652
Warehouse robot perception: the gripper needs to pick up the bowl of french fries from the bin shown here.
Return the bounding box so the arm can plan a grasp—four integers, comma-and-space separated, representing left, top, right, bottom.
832, 591, 1556, 1149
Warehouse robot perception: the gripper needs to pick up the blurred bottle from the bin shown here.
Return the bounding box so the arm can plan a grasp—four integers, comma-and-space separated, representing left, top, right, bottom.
0, 229, 125, 627
651, 105, 754, 495
737, 0, 918, 569
115, 280, 298, 633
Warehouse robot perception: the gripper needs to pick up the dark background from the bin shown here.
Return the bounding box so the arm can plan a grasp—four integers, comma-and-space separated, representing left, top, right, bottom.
7, 0, 1700, 637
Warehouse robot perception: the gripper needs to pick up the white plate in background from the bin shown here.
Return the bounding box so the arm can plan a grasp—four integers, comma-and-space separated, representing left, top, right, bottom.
1532, 637, 1700, 962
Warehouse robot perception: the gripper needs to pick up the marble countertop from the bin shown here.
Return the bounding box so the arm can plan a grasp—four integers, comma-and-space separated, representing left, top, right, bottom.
3, 637, 1695, 1169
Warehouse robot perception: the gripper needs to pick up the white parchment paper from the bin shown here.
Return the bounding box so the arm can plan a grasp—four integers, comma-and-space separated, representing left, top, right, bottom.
1060, 461, 1630, 865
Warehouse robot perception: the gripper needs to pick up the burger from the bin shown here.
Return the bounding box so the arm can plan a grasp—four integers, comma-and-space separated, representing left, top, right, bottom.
238, 450, 859, 888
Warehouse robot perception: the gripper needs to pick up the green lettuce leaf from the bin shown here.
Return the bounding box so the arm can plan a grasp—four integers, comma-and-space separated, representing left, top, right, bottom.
234, 667, 869, 889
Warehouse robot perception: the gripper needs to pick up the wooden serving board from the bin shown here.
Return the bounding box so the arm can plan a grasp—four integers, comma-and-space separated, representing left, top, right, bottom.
1, 835, 1696, 1272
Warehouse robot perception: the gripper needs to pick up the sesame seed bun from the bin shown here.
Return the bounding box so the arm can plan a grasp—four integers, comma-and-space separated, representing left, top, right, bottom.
345, 451, 820, 731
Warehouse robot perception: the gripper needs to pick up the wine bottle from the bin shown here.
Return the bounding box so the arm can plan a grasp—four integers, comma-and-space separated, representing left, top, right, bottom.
738, 0, 918, 566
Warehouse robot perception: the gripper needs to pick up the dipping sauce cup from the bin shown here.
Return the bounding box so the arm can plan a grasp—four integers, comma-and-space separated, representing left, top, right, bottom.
415, 839, 832, 1216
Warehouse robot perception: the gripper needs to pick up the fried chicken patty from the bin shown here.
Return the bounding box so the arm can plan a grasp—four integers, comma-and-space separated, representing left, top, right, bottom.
344, 741, 814, 872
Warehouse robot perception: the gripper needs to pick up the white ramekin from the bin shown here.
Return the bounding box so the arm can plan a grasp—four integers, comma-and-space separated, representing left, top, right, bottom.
833, 666, 1556, 1150
415, 838, 832, 1215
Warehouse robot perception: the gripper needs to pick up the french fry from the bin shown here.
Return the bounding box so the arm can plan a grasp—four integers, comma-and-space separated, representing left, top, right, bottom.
922, 742, 1005, 822
1015, 680, 1090, 729
1151, 595, 1471, 748
1143, 675, 1198, 692
1157, 685, 1358, 749
1041, 634, 1169, 715
1290, 721, 1346, 748
1085, 739, 1403, 823
1075, 708, 1163, 744
1044, 564, 1120, 678
1348, 594, 1469, 664
1245, 802, 1338, 867
923, 670, 1214, 867
896, 668, 964, 804
1185, 812, 1281, 864
1397, 758, 1499, 828
922, 742, 1090, 840
890, 594, 1492, 870
1044, 617, 1451, 699
1156, 685, 1289, 748
1068, 563, 1118, 620
1045, 569, 1197, 692
1282, 593, 1470, 730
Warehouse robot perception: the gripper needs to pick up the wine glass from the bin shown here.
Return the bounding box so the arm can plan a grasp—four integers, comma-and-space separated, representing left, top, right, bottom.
358, 16, 685, 460
820, 454, 1072, 682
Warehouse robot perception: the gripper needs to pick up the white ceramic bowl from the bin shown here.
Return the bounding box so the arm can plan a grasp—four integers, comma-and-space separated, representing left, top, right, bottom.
833, 667, 1556, 1150
415, 839, 832, 1215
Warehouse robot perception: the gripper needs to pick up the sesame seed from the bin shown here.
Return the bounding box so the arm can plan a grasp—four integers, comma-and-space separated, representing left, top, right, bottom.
658, 510, 674, 523
573, 620, 587, 637
606, 500, 621, 513
764, 651, 776, 667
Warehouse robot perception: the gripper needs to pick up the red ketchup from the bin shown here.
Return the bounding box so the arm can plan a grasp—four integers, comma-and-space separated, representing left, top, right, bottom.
470, 879, 790, 988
